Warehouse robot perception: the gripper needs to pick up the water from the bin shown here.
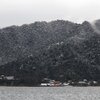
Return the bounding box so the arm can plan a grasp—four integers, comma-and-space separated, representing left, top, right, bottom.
0, 86, 100, 100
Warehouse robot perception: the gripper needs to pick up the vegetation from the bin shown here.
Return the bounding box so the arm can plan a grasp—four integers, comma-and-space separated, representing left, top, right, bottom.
0, 20, 100, 85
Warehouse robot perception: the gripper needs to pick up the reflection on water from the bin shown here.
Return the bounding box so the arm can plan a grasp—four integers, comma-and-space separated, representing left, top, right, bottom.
0, 86, 100, 100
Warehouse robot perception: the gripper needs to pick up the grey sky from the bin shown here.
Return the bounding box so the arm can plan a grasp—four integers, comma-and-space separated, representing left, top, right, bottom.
0, 0, 100, 27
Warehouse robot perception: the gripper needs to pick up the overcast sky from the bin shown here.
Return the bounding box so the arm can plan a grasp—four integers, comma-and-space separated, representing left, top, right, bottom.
0, 0, 100, 27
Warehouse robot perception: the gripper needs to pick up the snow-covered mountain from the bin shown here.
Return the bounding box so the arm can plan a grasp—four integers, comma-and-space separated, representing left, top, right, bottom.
0, 20, 100, 83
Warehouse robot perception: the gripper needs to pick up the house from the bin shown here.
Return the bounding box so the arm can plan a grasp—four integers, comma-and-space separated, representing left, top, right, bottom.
63, 82, 69, 86
0, 75, 14, 80
76, 81, 88, 86
40, 83, 48, 86
40, 79, 62, 87
6, 76, 14, 80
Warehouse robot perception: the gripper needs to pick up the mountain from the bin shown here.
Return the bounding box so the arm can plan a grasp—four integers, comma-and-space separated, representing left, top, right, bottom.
0, 20, 79, 65
0, 20, 100, 85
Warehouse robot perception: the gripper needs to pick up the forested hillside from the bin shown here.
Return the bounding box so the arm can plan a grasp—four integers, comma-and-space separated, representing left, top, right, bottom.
0, 20, 100, 85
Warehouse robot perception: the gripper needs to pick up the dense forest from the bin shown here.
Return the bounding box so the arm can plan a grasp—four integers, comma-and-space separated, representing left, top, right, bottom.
0, 20, 100, 85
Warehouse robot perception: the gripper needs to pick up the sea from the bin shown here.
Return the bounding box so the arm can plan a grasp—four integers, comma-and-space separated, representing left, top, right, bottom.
0, 86, 100, 100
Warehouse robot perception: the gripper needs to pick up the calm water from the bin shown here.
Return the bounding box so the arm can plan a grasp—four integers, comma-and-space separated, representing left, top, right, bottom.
0, 86, 100, 100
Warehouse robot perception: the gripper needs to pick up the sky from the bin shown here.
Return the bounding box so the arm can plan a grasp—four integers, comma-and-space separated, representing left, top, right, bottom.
0, 0, 100, 27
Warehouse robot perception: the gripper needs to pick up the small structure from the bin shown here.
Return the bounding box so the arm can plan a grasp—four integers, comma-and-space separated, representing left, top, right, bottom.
0, 75, 15, 86
0, 75, 5, 80
40, 79, 62, 87
63, 82, 69, 86
78, 81, 87, 86
54, 81, 62, 86
88, 81, 98, 86
40, 83, 48, 86
6, 76, 14, 80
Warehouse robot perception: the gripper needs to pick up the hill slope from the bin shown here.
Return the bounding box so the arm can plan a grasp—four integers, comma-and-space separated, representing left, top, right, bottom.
0, 20, 100, 84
